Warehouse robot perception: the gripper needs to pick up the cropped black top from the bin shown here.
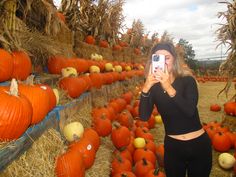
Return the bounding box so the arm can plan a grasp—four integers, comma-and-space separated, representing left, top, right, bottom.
139, 76, 202, 135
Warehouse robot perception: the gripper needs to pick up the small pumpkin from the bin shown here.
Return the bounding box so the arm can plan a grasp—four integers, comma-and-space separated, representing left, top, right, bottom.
69, 138, 96, 169
218, 153, 236, 169
111, 154, 132, 176
83, 128, 100, 152
85, 35, 95, 45
134, 158, 154, 177
210, 104, 221, 112
212, 132, 232, 152
55, 149, 85, 177
61, 67, 78, 77
63, 122, 84, 142
111, 123, 131, 149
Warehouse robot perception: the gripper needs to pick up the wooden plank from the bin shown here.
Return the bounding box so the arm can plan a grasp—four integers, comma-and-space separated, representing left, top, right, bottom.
0, 110, 59, 171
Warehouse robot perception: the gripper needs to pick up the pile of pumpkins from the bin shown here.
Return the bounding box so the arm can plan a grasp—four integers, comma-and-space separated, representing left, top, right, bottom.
203, 120, 236, 173
210, 101, 236, 116
56, 54, 145, 99
55, 90, 166, 177
0, 49, 32, 83
0, 78, 58, 141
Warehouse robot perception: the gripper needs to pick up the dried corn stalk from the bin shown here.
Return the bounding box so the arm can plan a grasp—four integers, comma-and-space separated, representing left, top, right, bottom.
216, 1, 236, 97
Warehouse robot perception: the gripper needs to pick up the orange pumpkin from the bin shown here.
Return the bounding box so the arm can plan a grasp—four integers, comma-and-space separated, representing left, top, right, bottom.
111, 123, 131, 149
89, 73, 104, 89
144, 168, 166, 177
47, 56, 66, 74
38, 84, 56, 111
55, 149, 85, 177
113, 45, 122, 51
69, 138, 96, 169
112, 171, 136, 177
133, 148, 156, 166
111, 155, 132, 176
85, 35, 95, 45
11, 51, 32, 81
59, 77, 87, 98
210, 104, 221, 112
83, 128, 100, 152
0, 48, 13, 82
99, 40, 109, 48
122, 91, 133, 104
0, 79, 32, 140
113, 149, 133, 165
93, 114, 112, 137
19, 83, 50, 124
134, 158, 154, 177
224, 101, 236, 116
116, 111, 134, 129
212, 132, 231, 152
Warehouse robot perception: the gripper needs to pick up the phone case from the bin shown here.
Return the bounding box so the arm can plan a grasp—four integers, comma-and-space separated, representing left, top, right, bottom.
152, 54, 165, 73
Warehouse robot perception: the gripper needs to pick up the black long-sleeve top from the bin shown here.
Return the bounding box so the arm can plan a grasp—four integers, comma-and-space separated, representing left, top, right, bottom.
139, 75, 202, 135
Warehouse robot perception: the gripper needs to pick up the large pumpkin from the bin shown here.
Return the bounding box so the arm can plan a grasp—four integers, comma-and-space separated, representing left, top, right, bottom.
55, 149, 85, 177
11, 51, 32, 80
0, 48, 13, 82
69, 138, 96, 169
59, 77, 87, 98
0, 79, 32, 140
19, 83, 50, 124
38, 84, 57, 111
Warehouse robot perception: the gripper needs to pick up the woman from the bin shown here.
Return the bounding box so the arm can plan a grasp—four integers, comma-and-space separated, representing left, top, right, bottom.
139, 42, 212, 177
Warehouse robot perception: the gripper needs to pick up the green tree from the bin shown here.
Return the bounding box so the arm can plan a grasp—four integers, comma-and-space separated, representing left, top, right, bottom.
177, 38, 197, 70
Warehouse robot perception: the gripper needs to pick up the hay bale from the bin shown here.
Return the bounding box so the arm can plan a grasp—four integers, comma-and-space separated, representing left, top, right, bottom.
112, 50, 123, 62
122, 47, 133, 62
86, 137, 114, 177
74, 41, 100, 59
0, 129, 65, 177
59, 93, 92, 130
99, 47, 113, 61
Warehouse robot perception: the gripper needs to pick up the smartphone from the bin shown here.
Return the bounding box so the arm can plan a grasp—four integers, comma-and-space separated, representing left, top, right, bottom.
151, 54, 165, 74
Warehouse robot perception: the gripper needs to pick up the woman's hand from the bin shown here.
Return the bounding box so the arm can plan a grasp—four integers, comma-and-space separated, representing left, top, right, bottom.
155, 64, 172, 91
142, 65, 159, 93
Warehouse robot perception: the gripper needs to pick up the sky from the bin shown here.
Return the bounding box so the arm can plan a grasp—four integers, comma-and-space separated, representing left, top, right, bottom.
54, 0, 229, 60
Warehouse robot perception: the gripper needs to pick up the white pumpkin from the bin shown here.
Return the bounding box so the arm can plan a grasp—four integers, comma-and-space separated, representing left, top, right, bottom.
53, 88, 59, 104
63, 122, 84, 142
61, 67, 78, 77
218, 152, 236, 169
133, 137, 146, 149
114, 65, 122, 72
105, 62, 113, 72
155, 115, 163, 124
89, 65, 100, 73
125, 65, 132, 71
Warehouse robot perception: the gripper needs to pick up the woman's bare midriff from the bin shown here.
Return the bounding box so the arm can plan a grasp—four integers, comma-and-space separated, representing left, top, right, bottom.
168, 128, 205, 141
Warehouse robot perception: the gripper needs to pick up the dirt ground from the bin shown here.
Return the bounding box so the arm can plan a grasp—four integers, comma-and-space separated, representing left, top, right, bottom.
151, 81, 236, 177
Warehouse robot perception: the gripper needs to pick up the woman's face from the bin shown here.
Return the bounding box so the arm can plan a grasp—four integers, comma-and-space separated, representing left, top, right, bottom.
155, 50, 175, 73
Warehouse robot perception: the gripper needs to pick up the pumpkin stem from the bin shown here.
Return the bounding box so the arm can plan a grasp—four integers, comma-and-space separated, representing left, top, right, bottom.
25, 74, 35, 85
121, 174, 128, 177
9, 78, 19, 96
142, 158, 148, 165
